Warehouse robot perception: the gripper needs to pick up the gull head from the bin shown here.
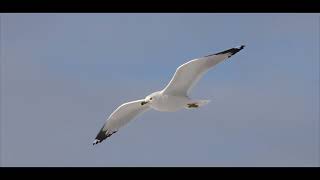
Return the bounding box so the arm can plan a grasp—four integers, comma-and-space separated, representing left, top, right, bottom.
141, 91, 161, 106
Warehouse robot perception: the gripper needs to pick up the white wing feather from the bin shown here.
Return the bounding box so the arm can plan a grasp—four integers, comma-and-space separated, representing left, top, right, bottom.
93, 99, 150, 145
162, 45, 245, 96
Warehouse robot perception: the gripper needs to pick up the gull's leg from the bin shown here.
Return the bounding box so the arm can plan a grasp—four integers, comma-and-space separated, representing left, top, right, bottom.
187, 103, 199, 108
185, 99, 210, 109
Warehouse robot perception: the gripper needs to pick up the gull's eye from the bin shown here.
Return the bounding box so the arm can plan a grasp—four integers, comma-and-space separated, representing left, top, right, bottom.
150, 97, 153, 100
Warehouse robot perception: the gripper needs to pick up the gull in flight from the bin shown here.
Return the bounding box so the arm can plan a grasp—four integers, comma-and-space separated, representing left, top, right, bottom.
93, 45, 245, 145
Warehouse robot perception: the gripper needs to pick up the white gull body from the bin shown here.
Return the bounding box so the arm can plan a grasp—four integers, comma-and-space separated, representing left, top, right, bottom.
145, 91, 197, 112
93, 45, 245, 145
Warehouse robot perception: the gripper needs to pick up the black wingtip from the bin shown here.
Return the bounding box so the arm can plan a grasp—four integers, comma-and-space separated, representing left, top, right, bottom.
204, 45, 245, 58
239, 45, 245, 50
93, 128, 118, 145
93, 139, 100, 146
214, 45, 245, 56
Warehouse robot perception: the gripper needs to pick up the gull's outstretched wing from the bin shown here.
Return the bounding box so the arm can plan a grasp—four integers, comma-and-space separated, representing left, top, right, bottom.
93, 99, 150, 145
162, 45, 245, 96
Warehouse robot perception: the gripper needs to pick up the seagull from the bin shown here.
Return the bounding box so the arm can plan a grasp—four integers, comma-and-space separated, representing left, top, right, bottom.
93, 45, 245, 145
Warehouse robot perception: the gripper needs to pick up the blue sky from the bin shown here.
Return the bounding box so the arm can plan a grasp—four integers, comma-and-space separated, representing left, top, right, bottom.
1, 13, 319, 166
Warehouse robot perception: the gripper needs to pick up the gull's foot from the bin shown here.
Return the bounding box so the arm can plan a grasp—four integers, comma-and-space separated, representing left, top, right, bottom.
187, 103, 199, 108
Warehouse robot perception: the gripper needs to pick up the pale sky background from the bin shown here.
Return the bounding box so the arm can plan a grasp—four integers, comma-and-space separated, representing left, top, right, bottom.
1, 13, 319, 167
